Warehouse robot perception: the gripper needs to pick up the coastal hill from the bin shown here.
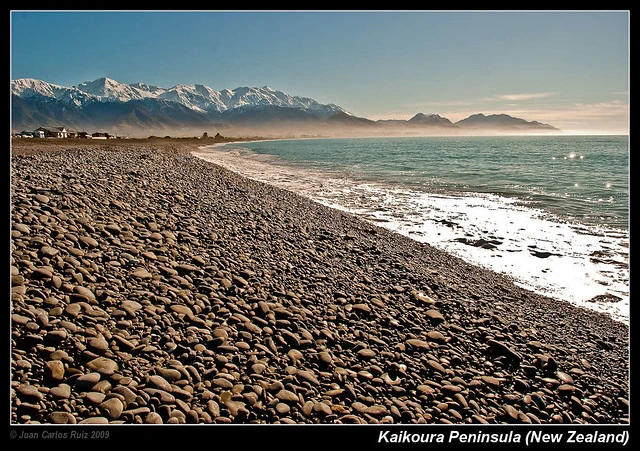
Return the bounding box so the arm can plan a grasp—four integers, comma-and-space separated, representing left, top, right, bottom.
455, 113, 559, 131
11, 77, 560, 137
409, 113, 455, 127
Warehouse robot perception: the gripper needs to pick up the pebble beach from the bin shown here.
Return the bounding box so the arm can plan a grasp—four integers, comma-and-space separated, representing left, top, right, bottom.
10, 139, 629, 425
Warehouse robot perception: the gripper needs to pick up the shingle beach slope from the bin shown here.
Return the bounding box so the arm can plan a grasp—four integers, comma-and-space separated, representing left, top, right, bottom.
10, 140, 629, 425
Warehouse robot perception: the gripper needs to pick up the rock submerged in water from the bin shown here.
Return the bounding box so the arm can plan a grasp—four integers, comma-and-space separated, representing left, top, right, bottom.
10, 141, 629, 425
586, 293, 622, 303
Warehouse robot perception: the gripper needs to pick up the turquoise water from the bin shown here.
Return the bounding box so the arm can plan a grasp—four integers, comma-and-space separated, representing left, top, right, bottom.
194, 135, 629, 323
224, 135, 629, 230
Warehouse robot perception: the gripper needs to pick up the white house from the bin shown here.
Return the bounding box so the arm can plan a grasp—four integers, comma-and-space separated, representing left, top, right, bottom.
35, 126, 68, 138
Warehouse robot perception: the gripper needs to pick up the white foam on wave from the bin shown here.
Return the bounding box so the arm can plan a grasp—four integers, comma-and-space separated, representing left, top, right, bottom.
193, 145, 629, 324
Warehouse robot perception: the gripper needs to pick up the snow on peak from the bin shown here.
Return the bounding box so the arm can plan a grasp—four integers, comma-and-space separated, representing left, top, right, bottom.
129, 82, 165, 96
12, 78, 95, 106
12, 76, 347, 116
75, 77, 156, 102
11, 78, 76, 98
158, 84, 227, 113
413, 112, 441, 118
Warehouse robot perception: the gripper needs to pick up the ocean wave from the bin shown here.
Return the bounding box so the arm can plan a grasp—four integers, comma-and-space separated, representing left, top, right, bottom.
193, 140, 629, 324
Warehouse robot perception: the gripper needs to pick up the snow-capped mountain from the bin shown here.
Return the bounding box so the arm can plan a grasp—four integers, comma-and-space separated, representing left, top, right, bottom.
11, 78, 95, 107
12, 77, 347, 118
10, 76, 356, 135
221, 86, 344, 117
74, 77, 160, 103
11, 76, 560, 136
157, 84, 226, 113
10, 76, 358, 135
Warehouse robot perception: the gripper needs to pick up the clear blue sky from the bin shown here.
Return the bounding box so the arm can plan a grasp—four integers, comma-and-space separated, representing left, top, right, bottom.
10, 10, 629, 134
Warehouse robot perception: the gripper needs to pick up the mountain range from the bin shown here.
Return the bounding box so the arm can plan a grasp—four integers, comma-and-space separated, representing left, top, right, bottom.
11, 77, 560, 137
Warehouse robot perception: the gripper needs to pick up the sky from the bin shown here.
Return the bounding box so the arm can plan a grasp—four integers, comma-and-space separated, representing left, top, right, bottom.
10, 10, 629, 134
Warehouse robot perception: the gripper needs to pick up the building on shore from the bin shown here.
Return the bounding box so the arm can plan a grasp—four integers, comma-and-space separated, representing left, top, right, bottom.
34, 126, 68, 138
91, 132, 113, 139
15, 130, 37, 138
12, 126, 118, 139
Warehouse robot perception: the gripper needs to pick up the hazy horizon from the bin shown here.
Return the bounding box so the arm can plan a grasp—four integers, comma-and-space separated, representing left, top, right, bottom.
66, 123, 624, 140
10, 10, 629, 135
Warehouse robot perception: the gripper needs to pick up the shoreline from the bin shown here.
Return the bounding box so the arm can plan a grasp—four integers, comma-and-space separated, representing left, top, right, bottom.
194, 140, 629, 325
10, 140, 629, 425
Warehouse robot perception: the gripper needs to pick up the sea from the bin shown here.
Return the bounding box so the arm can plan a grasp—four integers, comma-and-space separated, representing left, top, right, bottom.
192, 135, 629, 324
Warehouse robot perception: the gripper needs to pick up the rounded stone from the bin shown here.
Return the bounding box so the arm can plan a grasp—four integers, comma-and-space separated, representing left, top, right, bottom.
357, 349, 376, 359
556, 371, 574, 384
365, 405, 388, 416
45, 360, 65, 381
132, 268, 153, 279
13, 223, 30, 234
442, 384, 462, 394
212, 328, 228, 339
297, 370, 320, 386
40, 245, 58, 257
65, 304, 82, 317
88, 337, 110, 353
312, 401, 332, 416
481, 376, 501, 388
318, 351, 333, 364
425, 310, 445, 323
275, 389, 299, 404
407, 339, 431, 351
74, 286, 96, 303
49, 384, 71, 398
49, 411, 76, 424
100, 398, 124, 419
287, 349, 303, 364
33, 267, 54, 279
503, 404, 519, 420
148, 375, 173, 392
170, 304, 194, 316
352, 303, 372, 314
79, 236, 99, 248
79, 417, 109, 424
212, 378, 234, 389
16, 384, 44, 401
122, 300, 143, 315
76, 372, 101, 387
35, 194, 50, 203
157, 368, 182, 381
86, 357, 119, 375
426, 359, 446, 373
426, 331, 447, 343
86, 392, 106, 404
145, 412, 163, 424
